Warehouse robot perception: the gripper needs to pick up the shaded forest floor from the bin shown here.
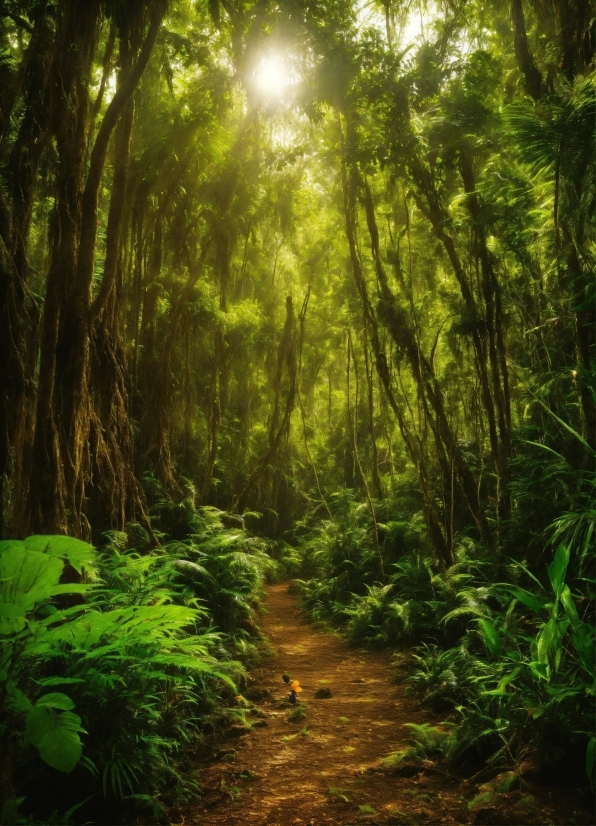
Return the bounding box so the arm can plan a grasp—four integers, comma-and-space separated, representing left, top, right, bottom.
180, 584, 594, 826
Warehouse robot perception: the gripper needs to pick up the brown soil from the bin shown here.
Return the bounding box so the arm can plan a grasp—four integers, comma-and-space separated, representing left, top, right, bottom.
182, 584, 594, 826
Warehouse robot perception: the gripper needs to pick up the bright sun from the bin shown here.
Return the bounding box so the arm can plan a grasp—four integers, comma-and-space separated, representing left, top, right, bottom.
254, 55, 289, 100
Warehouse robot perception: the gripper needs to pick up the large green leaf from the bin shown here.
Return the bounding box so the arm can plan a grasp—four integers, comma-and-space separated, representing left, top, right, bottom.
547, 544, 570, 594
5, 682, 33, 713
22, 535, 97, 575
505, 586, 548, 613
536, 616, 568, 672
477, 618, 501, 657
0, 535, 96, 577
0, 547, 89, 635
536, 617, 557, 664
0, 603, 27, 618
36, 677, 87, 688
559, 585, 580, 629
35, 692, 76, 711
25, 705, 85, 772
529, 661, 549, 681
0, 548, 62, 634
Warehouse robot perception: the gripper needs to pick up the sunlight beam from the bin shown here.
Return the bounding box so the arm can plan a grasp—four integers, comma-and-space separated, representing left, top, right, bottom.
253, 54, 289, 101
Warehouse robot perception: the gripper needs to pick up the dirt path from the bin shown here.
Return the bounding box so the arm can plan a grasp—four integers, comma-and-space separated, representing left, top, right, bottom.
183, 584, 593, 826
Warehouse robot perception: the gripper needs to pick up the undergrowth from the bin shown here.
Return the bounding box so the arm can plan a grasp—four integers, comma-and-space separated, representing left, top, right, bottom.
291, 455, 596, 791
0, 479, 275, 825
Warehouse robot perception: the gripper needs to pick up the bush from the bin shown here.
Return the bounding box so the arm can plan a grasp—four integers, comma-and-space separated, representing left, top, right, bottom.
0, 507, 272, 823
292, 488, 595, 789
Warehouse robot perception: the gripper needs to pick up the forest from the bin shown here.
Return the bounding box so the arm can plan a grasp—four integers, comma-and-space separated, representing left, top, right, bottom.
0, 0, 594, 824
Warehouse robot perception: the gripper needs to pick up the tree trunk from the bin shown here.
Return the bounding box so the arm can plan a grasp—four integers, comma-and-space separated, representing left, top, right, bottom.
338, 114, 454, 566
0, 6, 54, 536
511, 0, 542, 99
459, 151, 512, 522
363, 325, 384, 499
25, 0, 101, 536
234, 296, 297, 512
360, 173, 492, 547
56, 5, 165, 535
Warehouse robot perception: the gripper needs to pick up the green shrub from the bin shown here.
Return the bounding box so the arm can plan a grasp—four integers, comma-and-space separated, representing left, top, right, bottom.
1, 512, 272, 823
294, 486, 595, 789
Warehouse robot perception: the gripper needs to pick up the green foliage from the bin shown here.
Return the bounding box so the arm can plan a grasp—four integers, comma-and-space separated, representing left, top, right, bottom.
0, 538, 95, 773
0, 541, 90, 634
1, 515, 271, 821
0, 535, 97, 575
295, 486, 594, 787
381, 723, 457, 771
293, 494, 431, 638
407, 544, 594, 779
25, 704, 85, 774
0, 0, 594, 819
287, 705, 306, 722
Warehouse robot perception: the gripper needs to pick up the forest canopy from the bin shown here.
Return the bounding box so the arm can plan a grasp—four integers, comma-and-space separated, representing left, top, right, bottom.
0, 0, 593, 545
0, 0, 594, 822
